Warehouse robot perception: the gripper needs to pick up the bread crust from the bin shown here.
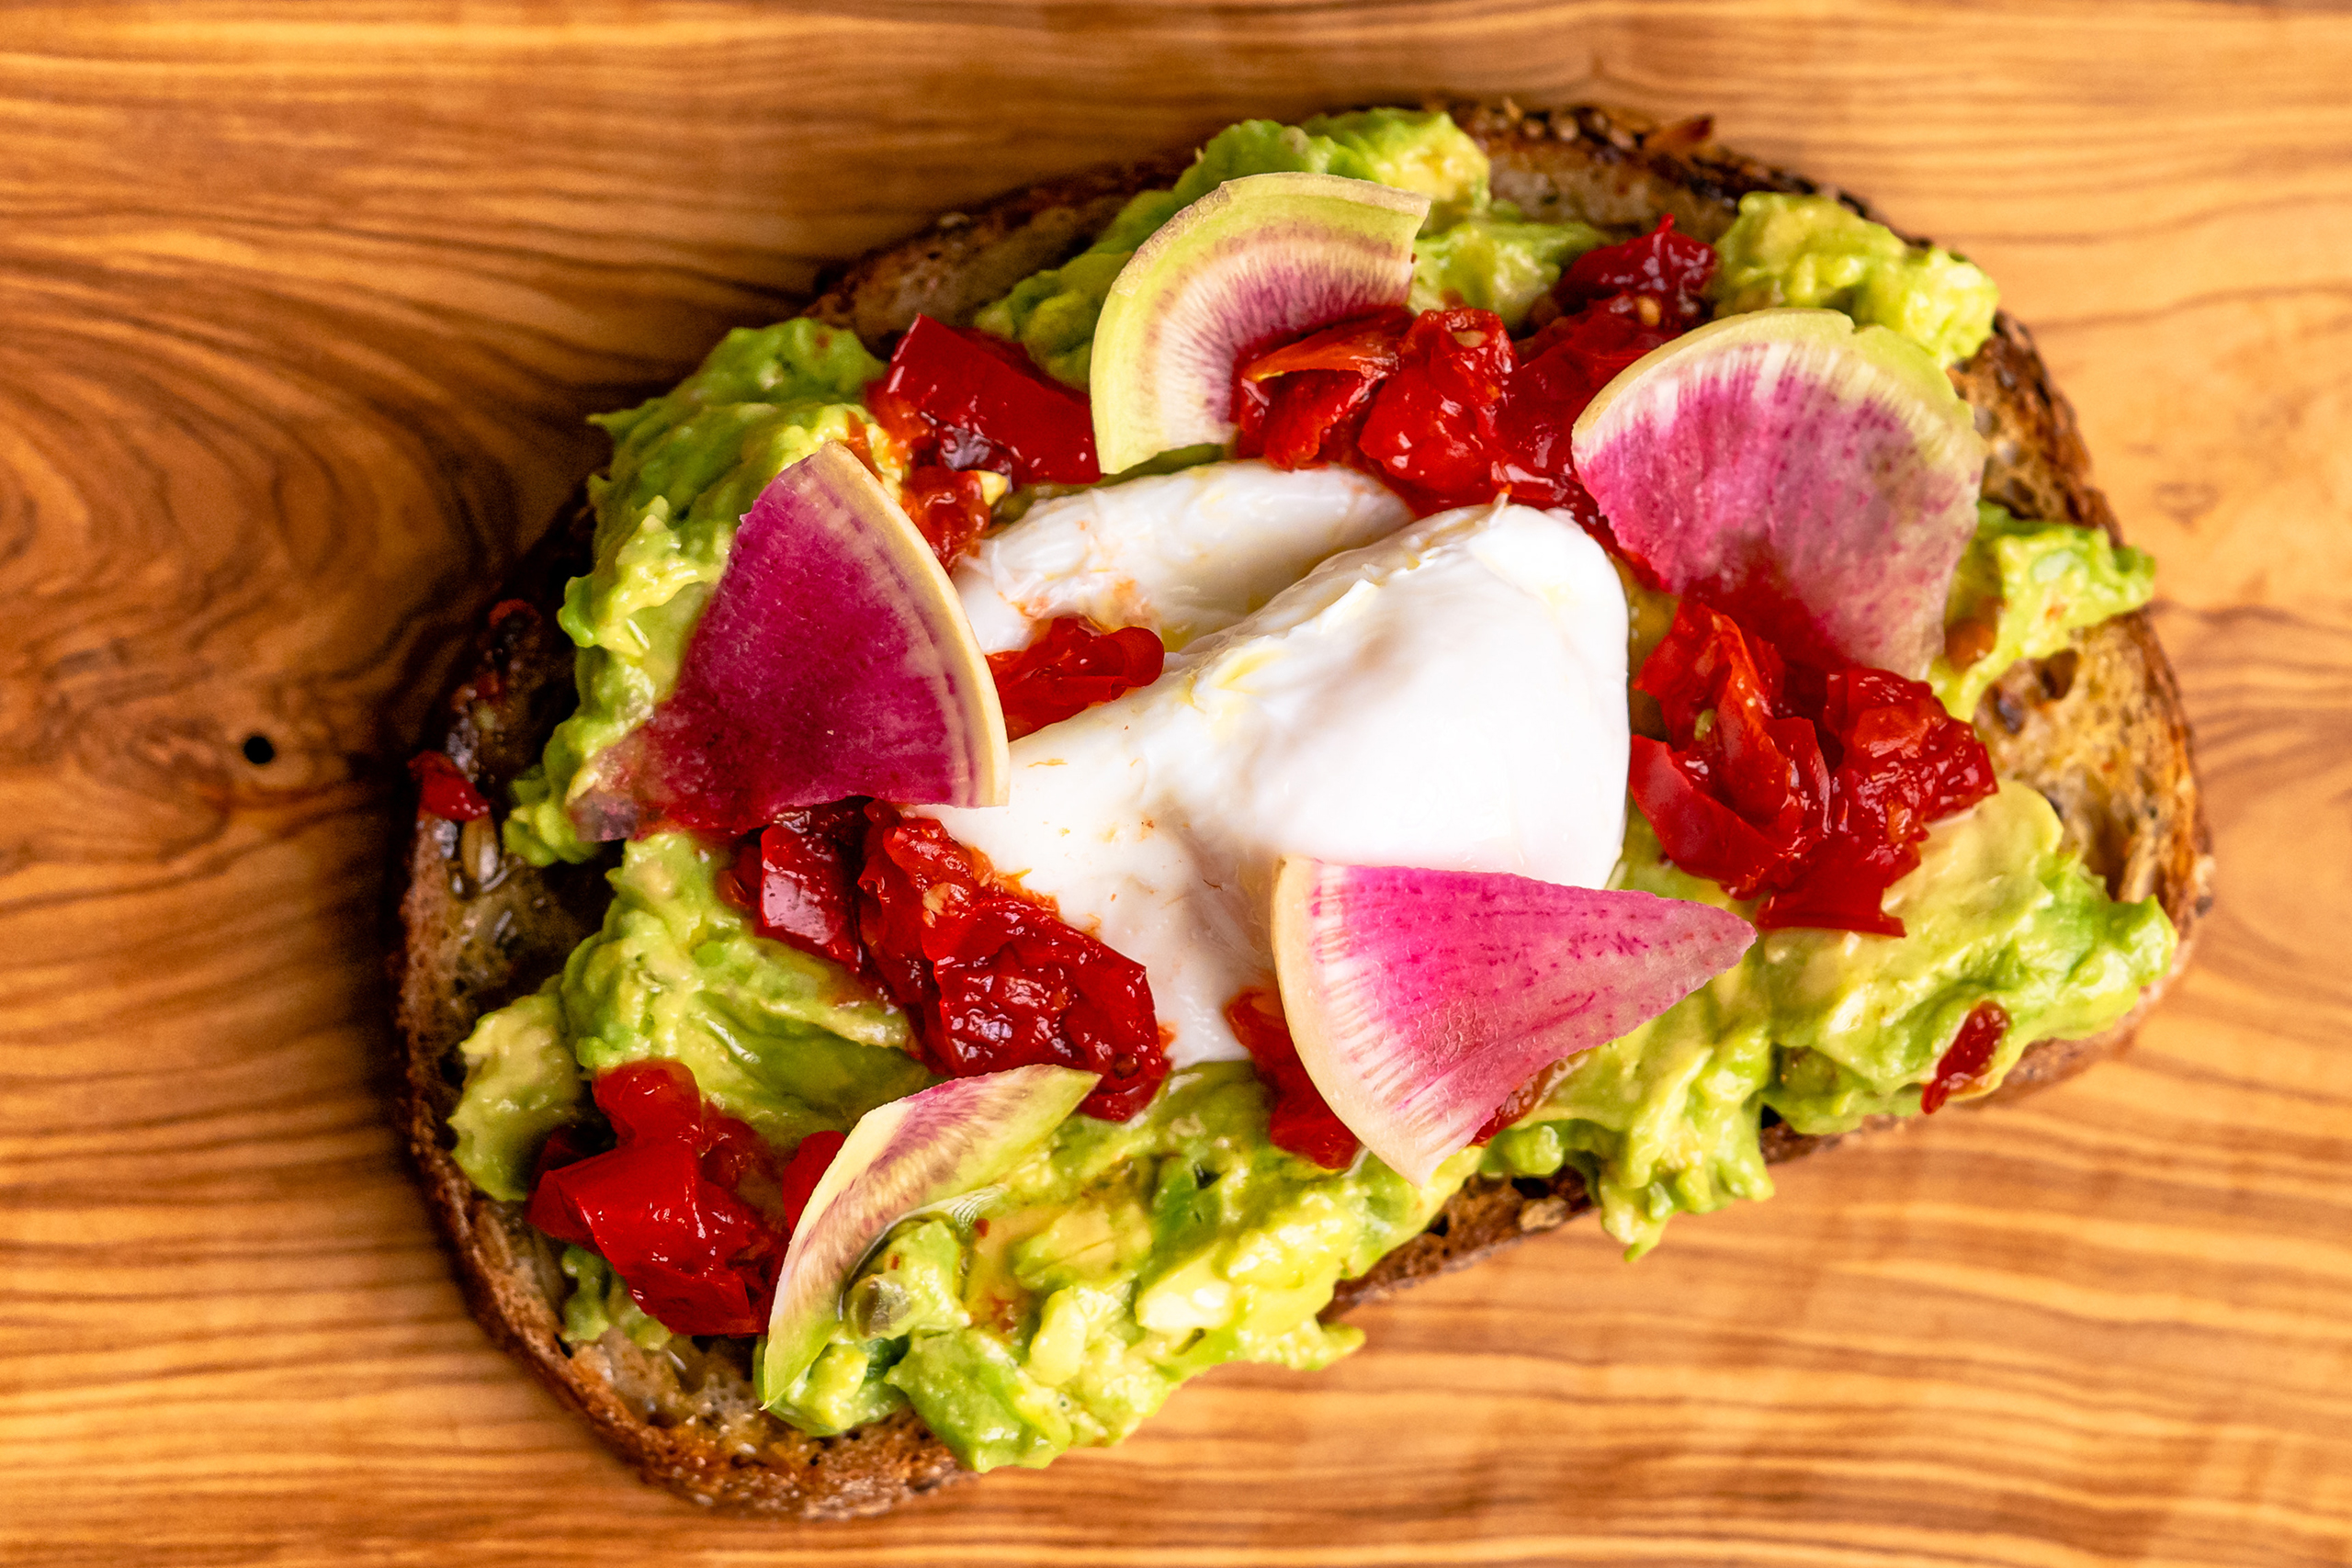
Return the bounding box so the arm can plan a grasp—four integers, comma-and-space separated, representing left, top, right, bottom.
389, 102, 2212, 1516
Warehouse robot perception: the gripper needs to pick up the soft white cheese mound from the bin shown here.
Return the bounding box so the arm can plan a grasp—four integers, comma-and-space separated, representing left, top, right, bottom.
925, 500, 1631, 1068
954, 459, 1412, 653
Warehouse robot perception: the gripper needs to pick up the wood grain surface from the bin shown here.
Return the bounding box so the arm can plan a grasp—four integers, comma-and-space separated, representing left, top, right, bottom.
2, 4, 2348, 1564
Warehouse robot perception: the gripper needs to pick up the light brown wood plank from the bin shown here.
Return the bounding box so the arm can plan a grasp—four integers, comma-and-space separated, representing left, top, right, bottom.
2, 2, 2348, 1563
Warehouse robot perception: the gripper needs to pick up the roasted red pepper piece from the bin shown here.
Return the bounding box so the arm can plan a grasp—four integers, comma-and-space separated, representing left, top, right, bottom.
986, 617, 1167, 740
1629, 601, 1994, 936
899, 464, 997, 565
875, 315, 1102, 486
526, 1059, 787, 1337
410, 750, 492, 822
857, 805, 1168, 1121
1922, 1002, 2010, 1112
718, 804, 869, 970
1225, 987, 1358, 1170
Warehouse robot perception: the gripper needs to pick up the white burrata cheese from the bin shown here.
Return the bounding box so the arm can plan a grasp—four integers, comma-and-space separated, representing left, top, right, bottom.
924, 500, 1630, 1068
954, 459, 1412, 653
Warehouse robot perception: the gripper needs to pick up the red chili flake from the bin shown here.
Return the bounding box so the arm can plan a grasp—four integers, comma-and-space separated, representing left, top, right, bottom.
873, 315, 1102, 487
856, 804, 1168, 1122
409, 750, 492, 822
526, 1059, 788, 1337
775, 1128, 846, 1227
717, 804, 869, 970
1224, 987, 1357, 1170
1922, 1002, 2010, 1113
986, 617, 1166, 740
1627, 601, 1995, 937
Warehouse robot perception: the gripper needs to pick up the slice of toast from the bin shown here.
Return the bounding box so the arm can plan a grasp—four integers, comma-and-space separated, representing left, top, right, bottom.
389, 101, 2213, 1517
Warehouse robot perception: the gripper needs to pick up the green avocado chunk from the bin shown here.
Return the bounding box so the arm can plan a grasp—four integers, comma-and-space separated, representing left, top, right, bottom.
1712, 191, 2000, 366
972, 108, 1595, 387
504, 318, 895, 866
1930, 502, 2158, 718
1485, 781, 2175, 1257
447, 979, 582, 1201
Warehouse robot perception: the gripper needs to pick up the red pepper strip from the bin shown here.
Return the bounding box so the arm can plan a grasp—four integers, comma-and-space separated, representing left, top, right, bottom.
410, 750, 491, 822
1922, 1002, 2010, 1113
875, 315, 1101, 486
986, 617, 1167, 740
900, 464, 997, 566
1225, 987, 1357, 1170
776, 1128, 846, 1227
526, 1060, 787, 1337
1496, 307, 1676, 510
718, 804, 869, 971
857, 805, 1168, 1121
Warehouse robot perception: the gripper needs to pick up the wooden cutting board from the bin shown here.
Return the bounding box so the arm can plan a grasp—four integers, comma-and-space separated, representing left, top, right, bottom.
3, 4, 2347, 1563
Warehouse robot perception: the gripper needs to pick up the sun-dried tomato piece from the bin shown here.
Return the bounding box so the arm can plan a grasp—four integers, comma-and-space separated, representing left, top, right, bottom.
1235, 309, 1412, 471
1922, 1002, 2010, 1112
526, 1059, 788, 1337
1629, 601, 1995, 936
718, 805, 868, 970
1225, 987, 1358, 1170
986, 617, 1166, 740
1550, 214, 1719, 329
410, 750, 492, 822
1357, 308, 1516, 509
857, 805, 1167, 1121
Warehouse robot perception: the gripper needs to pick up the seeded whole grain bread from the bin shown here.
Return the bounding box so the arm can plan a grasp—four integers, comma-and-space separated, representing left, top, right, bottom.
389, 101, 2214, 1517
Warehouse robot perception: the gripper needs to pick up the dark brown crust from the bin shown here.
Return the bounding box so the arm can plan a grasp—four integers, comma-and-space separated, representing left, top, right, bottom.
389, 102, 2212, 1516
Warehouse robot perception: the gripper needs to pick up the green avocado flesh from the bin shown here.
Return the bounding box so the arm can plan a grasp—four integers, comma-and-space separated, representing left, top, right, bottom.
447, 108, 2174, 1474
1712, 191, 2001, 367
1930, 502, 2157, 718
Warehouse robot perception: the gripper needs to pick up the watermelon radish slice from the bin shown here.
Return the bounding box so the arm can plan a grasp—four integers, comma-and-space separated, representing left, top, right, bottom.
1270, 858, 1756, 1187
571, 443, 1009, 840
1570, 309, 1985, 678
1091, 171, 1430, 475
757, 1064, 1096, 1404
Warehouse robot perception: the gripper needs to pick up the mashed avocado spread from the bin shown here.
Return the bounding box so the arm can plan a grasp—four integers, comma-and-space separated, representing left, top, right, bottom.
448, 108, 2175, 1473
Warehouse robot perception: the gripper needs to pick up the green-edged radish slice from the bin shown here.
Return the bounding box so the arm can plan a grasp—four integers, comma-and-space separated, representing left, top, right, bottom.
1090, 171, 1430, 476
757, 1064, 1097, 1404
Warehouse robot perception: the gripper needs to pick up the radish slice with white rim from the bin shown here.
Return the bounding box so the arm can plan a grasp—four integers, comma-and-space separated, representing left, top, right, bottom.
571, 441, 1010, 841
1270, 857, 1757, 1187
757, 1064, 1096, 1406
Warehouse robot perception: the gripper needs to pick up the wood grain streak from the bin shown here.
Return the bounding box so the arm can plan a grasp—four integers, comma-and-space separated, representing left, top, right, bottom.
2, 2, 2348, 1564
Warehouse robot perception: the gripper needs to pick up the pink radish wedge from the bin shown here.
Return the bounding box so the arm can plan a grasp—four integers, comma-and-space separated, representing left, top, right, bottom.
1270, 858, 1756, 1187
571, 442, 1008, 840
1090, 171, 1430, 475
1570, 308, 1984, 678
757, 1064, 1096, 1413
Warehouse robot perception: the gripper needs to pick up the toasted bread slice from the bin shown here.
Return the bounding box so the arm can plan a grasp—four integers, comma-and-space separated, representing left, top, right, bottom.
390, 102, 2213, 1517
